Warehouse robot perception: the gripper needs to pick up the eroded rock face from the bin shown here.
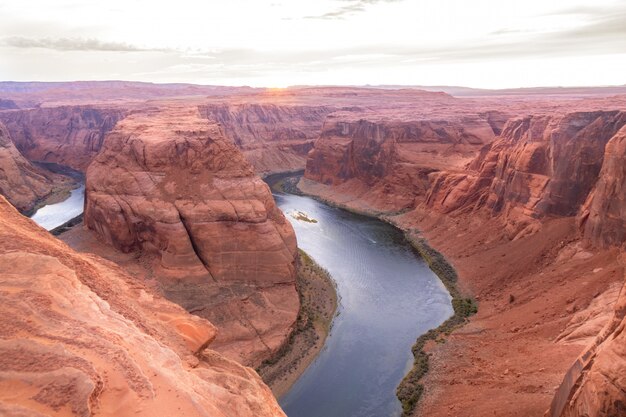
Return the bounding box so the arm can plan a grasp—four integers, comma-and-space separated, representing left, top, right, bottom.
0, 195, 286, 417
199, 103, 332, 173
0, 122, 57, 213
0, 106, 125, 171
579, 125, 626, 248
305, 113, 496, 211
549, 255, 626, 417
425, 111, 626, 239
84, 106, 298, 365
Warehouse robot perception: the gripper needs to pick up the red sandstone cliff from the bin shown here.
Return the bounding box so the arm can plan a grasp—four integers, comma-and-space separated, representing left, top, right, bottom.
304, 111, 497, 211
0, 106, 125, 171
199, 103, 332, 173
0, 121, 69, 214
0, 195, 286, 417
83, 106, 299, 366
578, 124, 626, 248
425, 111, 626, 239
547, 125, 626, 417
549, 260, 626, 417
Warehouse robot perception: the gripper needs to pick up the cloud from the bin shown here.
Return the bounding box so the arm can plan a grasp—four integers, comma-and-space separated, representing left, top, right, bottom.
0, 36, 170, 52
305, 0, 403, 20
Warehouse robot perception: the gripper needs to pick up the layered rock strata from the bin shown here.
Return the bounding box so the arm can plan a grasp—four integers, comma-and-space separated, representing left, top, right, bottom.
0, 106, 124, 171
0, 121, 65, 214
0, 195, 286, 417
199, 103, 332, 173
304, 112, 498, 211
84, 106, 299, 366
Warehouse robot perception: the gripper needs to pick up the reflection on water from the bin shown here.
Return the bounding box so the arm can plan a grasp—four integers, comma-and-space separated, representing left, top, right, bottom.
30, 185, 85, 230
276, 192, 453, 417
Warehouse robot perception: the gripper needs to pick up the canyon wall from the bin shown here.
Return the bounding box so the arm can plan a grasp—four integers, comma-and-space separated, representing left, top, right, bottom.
548, 125, 626, 417
300, 107, 626, 417
549, 261, 626, 417
84, 106, 299, 366
199, 103, 332, 173
0, 121, 62, 214
578, 124, 626, 248
0, 106, 125, 171
0, 194, 285, 417
425, 111, 626, 239
304, 112, 498, 211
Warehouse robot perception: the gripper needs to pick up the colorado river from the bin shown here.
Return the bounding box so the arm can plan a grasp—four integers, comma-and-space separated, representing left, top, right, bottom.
275, 191, 453, 417
30, 184, 85, 230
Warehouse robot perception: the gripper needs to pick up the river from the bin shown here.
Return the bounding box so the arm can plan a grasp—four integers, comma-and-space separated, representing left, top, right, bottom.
29, 171, 454, 416
275, 191, 453, 417
30, 184, 85, 230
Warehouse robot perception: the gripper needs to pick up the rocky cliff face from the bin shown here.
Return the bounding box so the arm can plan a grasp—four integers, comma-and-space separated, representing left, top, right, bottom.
199, 103, 332, 173
549, 254, 626, 417
0, 195, 286, 417
304, 112, 497, 211
0, 106, 125, 171
424, 111, 626, 239
0, 121, 62, 214
578, 125, 626, 248
547, 124, 626, 416
84, 106, 298, 366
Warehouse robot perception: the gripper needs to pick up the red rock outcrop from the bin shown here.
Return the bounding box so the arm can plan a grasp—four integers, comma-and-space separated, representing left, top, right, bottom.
199, 103, 332, 173
84, 106, 298, 366
578, 124, 626, 248
0, 121, 66, 214
424, 111, 626, 239
0, 195, 286, 417
304, 111, 497, 211
0, 106, 125, 171
549, 254, 626, 417
547, 124, 626, 416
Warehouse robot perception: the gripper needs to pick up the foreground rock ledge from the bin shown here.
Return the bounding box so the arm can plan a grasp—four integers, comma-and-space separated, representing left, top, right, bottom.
0, 195, 286, 417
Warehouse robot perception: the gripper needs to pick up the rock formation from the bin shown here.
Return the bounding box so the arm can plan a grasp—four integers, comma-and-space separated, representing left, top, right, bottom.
0, 99, 18, 110
199, 103, 332, 173
84, 106, 298, 366
0, 195, 286, 417
0, 106, 125, 171
425, 111, 626, 239
304, 111, 497, 211
549, 254, 626, 417
548, 124, 626, 417
0, 121, 63, 214
579, 124, 626, 248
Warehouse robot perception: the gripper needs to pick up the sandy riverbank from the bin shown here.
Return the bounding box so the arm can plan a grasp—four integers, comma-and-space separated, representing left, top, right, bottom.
257, 249, 338, 398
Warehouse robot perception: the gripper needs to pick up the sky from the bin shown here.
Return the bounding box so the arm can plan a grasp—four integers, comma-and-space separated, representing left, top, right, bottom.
1, 0, 625, 88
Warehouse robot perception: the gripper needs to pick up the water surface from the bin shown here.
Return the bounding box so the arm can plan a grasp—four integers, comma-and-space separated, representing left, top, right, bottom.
30, 184, 85, 230
276, 192, 453, 417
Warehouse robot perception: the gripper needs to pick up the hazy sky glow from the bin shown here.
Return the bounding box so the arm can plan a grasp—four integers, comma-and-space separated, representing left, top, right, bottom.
1, 0, 625, 88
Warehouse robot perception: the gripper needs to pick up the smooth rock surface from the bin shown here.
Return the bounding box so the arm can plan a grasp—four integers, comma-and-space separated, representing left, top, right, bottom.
0, 195, 286, 417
